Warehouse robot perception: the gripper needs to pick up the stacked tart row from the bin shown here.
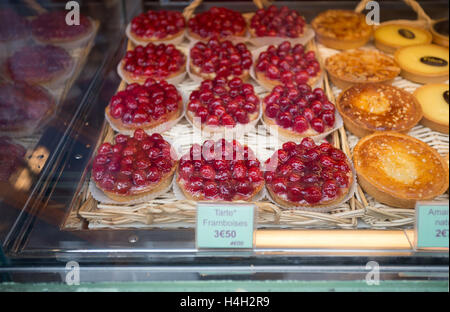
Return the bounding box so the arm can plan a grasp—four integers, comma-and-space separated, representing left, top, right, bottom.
92, 130, 355, 209
127, 6, 308, 44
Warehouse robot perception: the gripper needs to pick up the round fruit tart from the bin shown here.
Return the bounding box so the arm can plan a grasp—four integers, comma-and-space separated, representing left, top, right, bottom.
106, 79, 183, 133
129, 10, 185, 44
176, 139, 265, 201
119, 43, 186, 84
31, 11, 93, 45
0, 82, 55, 134
189, 37, 252, 81
263, 84, 336, 139
264, 139, 354, 209
255, 41, 321, 89
0, 136, 26, 182
0, 9, 30, 59
186, 77, 260, 132
187, 7, 246, 41
6, 45, 74, 86
91, 129, 177, 202
249, 5, 306, 38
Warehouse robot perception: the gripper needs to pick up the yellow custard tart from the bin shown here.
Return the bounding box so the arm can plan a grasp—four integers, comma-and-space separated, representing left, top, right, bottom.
353, 132, 449, 208
394, 44, 449, 84
374, 24, 432, 54
413, 83, 449, 134
337, 84, 423, 137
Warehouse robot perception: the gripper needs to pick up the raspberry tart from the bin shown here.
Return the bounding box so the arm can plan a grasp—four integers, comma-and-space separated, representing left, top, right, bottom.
325, 49, 400, 90
6, 45, 74, 86
31, 11, 93, 46
106, 79, 183, 134
119, 43, 186, 84
249, 5, 306, 38
186, 77, 260, 133
353, 132, 449, 208
128, 10, 185, 44
311, 10, 372, 50
264, 139, 354, 210
0, 82, 55, 134
91, 129, 177, 202
255, 41, 322, 89
0, 136, 26, 182
189, 37, 252, 81
262, 84, 337, 139
0, 9, 30, 59
337, 84, 423, 138
176, 139, 264, 201
187, 7, 246, 41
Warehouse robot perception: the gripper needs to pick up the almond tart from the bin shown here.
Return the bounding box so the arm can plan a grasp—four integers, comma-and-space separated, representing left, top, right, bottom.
264, 139, 354, 209
394, 44, 449, 84
374, 24, 432, 54
128, 10, 185, 44
311, 10, 372, 50
187, 7, 247, 41
255, 41, 322, 89
249, 5, 306, 38
189, 37, 252, 81
337, 84, 423, 137
263, 84, 337, 139
176, 139, 265, 201
31, 11, 93, 45
325, 49, 401, 89
105, 79, 183, 133
413, 83, 449, 134
353, 132, 449, 208
119, 43, 186, 84
186, 77, 260, 133
91, 129, 177, 202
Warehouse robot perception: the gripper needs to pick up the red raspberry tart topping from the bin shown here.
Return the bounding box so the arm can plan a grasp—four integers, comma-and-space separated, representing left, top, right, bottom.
188, 7, 246, 40
250, 6, 306, 38
131, 10, 185, 40
190, 37, 252, 79
0, 136, 26, 182
0, 82, 55, 131
92, 129, 176, 195
263, 84, 335, 134
122, 43, 186, 80
0, 9, 30, 42
108, 79, 182, 127
255, 41, 320, 85
31, 11, 92, 42
7, 45, 73, 84
178, 139, 264, 201
187, 77, 259, 128
265, 138, 352, 205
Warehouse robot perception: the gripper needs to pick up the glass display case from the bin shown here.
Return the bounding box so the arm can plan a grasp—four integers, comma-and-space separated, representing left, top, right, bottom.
0, 0, 448, 291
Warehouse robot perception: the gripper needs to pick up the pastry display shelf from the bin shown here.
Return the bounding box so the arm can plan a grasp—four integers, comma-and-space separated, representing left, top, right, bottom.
0, 1, 448, 286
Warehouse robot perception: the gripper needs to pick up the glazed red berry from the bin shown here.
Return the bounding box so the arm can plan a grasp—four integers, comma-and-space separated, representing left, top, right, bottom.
263, 84, 335, 135
130, 10, 185, 40
265, 138, 352, 206
256, 41, 320, 86
187, 77, 259, 129
188, 7, 246, 40
190, 38, 252, 79
92, 129, 176, 196
177, 140, 264, 201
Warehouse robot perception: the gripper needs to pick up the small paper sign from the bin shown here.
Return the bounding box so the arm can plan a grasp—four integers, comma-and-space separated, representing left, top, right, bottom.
196, 203, 255, 249
415, 201, 449, 250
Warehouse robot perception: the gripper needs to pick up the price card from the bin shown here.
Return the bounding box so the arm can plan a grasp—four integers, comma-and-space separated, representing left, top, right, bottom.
196, 203, 255, 249
415, 201, 449, 250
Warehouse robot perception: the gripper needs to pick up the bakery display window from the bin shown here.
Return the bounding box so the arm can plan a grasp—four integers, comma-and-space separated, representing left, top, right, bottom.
0, 0, 448, 291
